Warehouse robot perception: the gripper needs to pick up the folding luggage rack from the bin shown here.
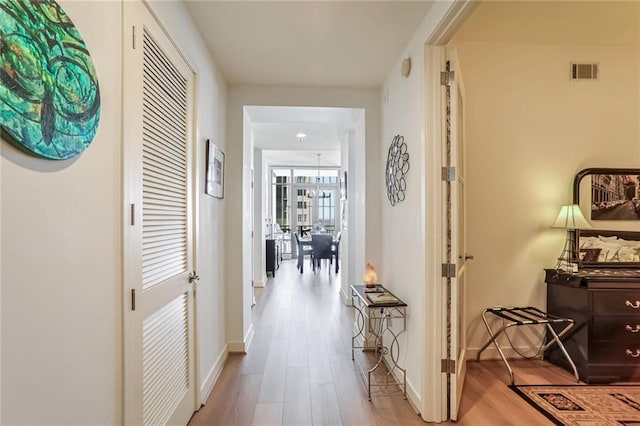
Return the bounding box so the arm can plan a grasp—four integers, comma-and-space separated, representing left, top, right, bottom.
476, 306, 579, 385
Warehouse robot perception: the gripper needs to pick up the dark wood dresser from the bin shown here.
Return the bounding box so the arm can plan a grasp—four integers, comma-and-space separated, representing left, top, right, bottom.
545, 268, 640, 383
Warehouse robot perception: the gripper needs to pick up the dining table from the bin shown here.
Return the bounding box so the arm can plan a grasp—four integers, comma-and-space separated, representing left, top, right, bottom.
299, 234, 340, 273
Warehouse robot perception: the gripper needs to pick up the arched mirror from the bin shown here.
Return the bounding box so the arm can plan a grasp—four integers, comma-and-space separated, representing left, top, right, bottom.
573, 168, 640, 268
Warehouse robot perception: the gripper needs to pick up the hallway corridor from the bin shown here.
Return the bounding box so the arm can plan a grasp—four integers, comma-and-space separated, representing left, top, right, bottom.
188, 259, 423, 425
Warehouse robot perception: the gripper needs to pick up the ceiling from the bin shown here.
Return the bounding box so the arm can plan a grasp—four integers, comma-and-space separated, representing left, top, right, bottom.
246, 106, 361, 150
184, 1, 434, 88
245, 105, 361, 165
451, 1, 640, 46
184, 1, 433, 161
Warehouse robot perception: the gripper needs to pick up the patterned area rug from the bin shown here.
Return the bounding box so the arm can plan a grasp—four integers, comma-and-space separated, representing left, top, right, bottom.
510, 384, 640, 425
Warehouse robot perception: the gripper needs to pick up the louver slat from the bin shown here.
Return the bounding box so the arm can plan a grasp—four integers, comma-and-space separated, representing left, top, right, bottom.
142, 295, 189, 426
141, 27, 188, 291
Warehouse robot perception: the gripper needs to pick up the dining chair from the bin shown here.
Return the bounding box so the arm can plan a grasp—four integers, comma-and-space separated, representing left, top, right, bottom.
311, 234, 333, 273
294, 232, 313, 273
331, 231, 341, 273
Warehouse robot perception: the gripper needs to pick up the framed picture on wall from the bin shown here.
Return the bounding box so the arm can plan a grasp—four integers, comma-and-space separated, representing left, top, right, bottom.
589, 170, 640, 220
206, 139, 225, 199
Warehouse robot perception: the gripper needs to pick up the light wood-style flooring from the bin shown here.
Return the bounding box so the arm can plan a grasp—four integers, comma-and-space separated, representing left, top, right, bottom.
189, 259, 577, 425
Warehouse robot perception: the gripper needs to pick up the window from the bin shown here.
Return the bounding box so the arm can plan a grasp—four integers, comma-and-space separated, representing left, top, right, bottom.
272, 169, 291, 234
272, 166, 340, 240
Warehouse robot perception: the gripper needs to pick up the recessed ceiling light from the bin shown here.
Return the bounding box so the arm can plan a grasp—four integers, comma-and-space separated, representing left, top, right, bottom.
296, 132, 306, 139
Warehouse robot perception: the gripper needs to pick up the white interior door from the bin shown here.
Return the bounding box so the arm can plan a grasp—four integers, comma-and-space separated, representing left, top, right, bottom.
444, 48, 469, 421
123, 2, 197, 424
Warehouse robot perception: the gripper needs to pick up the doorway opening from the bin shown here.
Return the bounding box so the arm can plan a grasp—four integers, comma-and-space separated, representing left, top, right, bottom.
243, 105, 365, 306
271, 164, 341, 261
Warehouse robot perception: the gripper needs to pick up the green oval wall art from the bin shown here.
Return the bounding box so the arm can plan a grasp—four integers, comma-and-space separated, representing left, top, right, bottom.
0, 0, 101, 160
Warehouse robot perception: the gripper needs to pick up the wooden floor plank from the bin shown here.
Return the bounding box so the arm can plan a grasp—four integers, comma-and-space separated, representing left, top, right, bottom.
282, 367, 312, 426
310, 383, 343, 426
256, 335, 288, 404
307, 331, 333, 384
251, 403, 283, 426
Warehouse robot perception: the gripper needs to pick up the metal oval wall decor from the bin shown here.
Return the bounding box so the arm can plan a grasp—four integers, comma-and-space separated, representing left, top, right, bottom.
0, 0, 101, 160
385, 134, 409, 206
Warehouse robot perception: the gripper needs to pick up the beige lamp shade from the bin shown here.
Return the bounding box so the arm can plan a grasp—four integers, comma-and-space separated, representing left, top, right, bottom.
551, 204, 591, 230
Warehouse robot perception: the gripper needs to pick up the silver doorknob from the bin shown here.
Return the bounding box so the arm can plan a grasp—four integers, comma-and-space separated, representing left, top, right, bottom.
189, 271, 199, 283
465, 254, 474, 261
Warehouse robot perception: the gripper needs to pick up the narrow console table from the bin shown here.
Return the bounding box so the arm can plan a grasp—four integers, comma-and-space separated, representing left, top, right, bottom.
350, 284, 407, 400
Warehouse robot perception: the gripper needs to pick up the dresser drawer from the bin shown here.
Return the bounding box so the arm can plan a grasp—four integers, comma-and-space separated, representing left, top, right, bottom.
591, 341, 640, 363
592, 316, 640, 341
592, 290, 640, 315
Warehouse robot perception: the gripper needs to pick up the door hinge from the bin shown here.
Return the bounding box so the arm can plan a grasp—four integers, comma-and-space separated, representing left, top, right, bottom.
130, 203, 135, 226
131, 289, 136, 311
440, 70, 455, 86
441, 359, 456, 374
442, 263, 456, 278
441, 166, 456, 182
132, 26, 136, 49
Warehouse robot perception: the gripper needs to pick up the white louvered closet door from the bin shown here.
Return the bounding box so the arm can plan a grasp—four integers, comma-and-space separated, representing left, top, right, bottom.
123, 2, 196, 425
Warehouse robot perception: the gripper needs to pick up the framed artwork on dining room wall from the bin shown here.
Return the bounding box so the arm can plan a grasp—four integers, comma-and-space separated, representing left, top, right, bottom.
205, 139, 224, 199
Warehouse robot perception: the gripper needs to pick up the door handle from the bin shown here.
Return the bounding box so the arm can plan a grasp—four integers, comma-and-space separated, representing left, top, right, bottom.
188, 271, 199, 283
458, 254, 475, 261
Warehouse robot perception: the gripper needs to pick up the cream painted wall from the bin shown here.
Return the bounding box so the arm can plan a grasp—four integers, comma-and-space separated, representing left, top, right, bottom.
379, 38, 427, 408
145, 0, 229, 401
1, 1, 229, 422
253, 148, 266, 288
454, 42, 640, 353
226, 86, 380, 346
1, 1, 122, 423
343, 112, 368, 302
378, 0, 473, 416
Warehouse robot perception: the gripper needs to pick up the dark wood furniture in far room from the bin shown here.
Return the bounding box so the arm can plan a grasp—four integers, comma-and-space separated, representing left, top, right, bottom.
545, 230, 640, 383
266, 237, 282, 277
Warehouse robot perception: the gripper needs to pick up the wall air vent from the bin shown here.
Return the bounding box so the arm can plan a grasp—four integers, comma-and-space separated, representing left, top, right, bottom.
570, 63, 598, 80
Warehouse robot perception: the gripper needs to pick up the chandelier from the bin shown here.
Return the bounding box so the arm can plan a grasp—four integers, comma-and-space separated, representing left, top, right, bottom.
308, 153, 330, 199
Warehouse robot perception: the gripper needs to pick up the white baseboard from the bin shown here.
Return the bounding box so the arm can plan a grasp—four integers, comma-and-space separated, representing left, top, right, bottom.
341, 287, 350, 305
382, 355, 421, 416
200, 344, 229, 405
227, 341, 245, 353
405, 378, 421, 416
244, 323, 255, 351
228, 323, 255, 353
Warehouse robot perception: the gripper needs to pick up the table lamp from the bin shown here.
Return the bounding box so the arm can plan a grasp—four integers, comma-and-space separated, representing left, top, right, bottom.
551, 204, 591, 271
363, 263, 378, 289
